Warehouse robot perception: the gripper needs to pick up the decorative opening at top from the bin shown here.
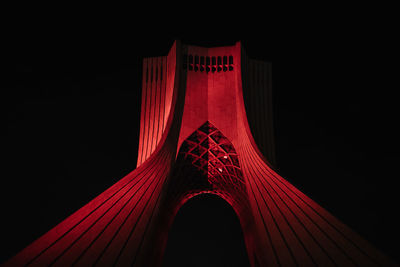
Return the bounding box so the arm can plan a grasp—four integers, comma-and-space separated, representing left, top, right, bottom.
183, 54, 234, 72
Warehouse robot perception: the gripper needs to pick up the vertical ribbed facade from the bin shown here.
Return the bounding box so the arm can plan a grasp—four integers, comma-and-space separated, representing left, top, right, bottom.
241, 50, 276, 166
3, 40, 396, 267
137, 48, 176, 166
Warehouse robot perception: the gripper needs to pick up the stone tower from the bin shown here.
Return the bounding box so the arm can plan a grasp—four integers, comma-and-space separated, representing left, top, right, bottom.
4, 41, 395, 267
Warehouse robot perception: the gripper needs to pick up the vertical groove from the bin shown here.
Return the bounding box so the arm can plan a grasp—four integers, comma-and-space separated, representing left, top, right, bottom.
151, 57, 161, 153
162, 57, 167, 133
147, 58, 156, 160
161, 57, 167, 135
156, 58, 163, 147
156, 57, 164, 147
138, 59, 148, 166
142, 58, 152, 164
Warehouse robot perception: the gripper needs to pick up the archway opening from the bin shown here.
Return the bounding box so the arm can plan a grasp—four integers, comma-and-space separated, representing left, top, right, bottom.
162, 193, 250, 267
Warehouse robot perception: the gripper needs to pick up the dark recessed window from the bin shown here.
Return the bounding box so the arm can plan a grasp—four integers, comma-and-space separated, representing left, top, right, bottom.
206, 57, 210, 73
200, 56, 204, 72
184, 54, 234, 73
195, 55, 199, 72
223, 56, 228, 72
212, 57, 216, 72
189, 55, 193, 71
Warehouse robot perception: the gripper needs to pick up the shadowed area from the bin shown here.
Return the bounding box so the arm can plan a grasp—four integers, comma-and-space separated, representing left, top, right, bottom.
162, 194, 251, 267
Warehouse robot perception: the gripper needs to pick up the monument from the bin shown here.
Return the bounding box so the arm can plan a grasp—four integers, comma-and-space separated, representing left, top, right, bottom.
4, 41, 395, 266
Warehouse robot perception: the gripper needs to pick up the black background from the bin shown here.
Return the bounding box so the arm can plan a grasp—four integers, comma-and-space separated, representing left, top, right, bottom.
2, 5, 399, 266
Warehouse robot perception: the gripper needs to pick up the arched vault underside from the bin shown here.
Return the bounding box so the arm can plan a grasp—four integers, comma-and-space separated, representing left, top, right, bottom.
151, 121, 254, 266
4, 40, 396, 267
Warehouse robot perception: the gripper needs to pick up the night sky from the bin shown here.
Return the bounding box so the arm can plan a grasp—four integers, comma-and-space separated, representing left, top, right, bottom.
2, 6, 399, 266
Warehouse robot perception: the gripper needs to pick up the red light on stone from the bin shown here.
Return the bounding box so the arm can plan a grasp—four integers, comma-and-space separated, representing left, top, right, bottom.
3, 40, 396, 267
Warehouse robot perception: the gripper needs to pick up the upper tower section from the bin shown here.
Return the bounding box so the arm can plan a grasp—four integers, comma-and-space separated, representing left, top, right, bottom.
177, 43, 240, 150
137, 41, 276, 167
178, 41, 275, 166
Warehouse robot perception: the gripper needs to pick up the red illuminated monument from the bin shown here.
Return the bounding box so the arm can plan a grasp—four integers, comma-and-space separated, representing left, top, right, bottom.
4, 41, 396, 266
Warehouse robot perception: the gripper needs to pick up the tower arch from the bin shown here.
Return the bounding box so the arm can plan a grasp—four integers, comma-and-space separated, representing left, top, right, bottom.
166, 121, 251, 216
162, 193, 251, 267
155, 121, 256, 265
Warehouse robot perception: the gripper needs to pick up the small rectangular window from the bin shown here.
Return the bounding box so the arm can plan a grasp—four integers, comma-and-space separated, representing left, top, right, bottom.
189, 55, 193, 71
195, 55, 199, 71
211, 57, 216, 72
223, 56, 228, 71
206, 57, 210, 72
